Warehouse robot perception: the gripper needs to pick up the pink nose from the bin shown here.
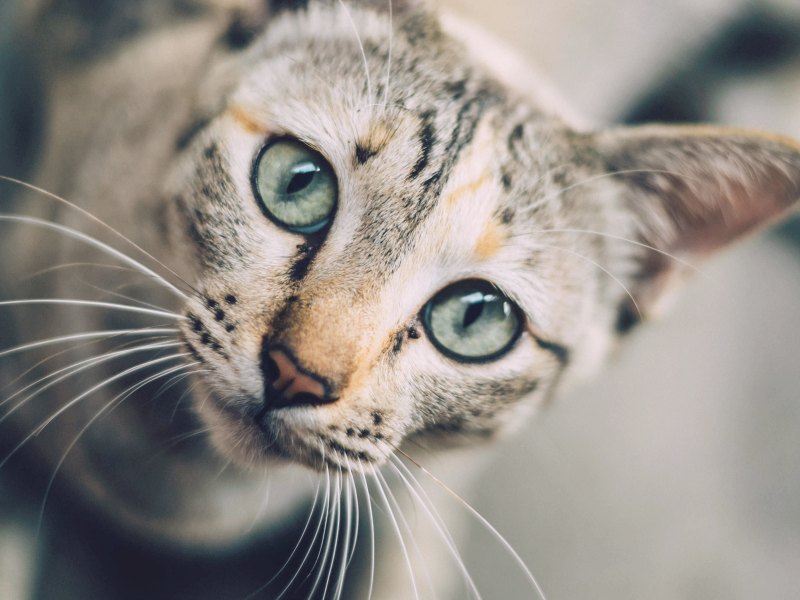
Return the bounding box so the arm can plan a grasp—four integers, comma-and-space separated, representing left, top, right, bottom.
260, 345, 333, 408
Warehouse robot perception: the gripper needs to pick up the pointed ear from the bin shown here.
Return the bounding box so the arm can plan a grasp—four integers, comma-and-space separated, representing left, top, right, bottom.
593, 125, 800, 327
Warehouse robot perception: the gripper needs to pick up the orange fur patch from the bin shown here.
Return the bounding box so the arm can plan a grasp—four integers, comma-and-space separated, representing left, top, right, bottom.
229, 105, 267, 135
475, 220, 505, 259
358, 120, 396, 156
445, 171, 491, 206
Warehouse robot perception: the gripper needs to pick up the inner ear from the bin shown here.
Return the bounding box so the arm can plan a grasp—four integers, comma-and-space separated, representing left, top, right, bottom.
592, 125, 800, 325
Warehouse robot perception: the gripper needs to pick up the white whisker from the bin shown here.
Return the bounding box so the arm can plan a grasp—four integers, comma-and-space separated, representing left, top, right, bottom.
523, 228, 702, 273
344, 464, 360, 570
0, 341, 182, 416
522, 168, 705, 215
383, 0, 393, 108
37, 361, 199, 532
0, 298, 185, 321
372, 469, 420, 600
319, 467, 344, 600
0, 352, 189, 469
333, 465, 357, 600
0, 328, 178, 359
304, 468, 338, 600
274, 466, 332, 600
390, 455, 481, 599
398, 450, 548, 600
245, 478, 323, 599
358, 466, 376, 600
4, 330, 176, 392
0, 213, 188, 300
338, 0, 373, 109
33, 352, 189, 434
0, 177, 199, 297
23, 261, 149, 283
537, 242, 641, 318
80, 281, 180, 313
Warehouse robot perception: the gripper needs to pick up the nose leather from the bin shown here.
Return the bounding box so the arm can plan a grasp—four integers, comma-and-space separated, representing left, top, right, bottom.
260, 342, 334, 408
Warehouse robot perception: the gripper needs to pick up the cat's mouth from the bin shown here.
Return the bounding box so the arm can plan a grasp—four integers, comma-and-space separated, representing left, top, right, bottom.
199, 388, 392, 472
258, 410, 386, 470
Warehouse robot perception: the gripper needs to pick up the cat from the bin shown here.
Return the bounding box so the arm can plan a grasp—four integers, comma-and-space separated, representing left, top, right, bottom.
1, 0, 799, 598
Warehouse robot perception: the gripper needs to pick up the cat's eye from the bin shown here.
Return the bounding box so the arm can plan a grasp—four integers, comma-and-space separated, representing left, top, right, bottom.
252, 139, 337, 234
422, 280, 523, 362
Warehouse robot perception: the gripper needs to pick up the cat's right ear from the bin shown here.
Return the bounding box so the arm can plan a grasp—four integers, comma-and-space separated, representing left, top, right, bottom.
590, 125, 800, 330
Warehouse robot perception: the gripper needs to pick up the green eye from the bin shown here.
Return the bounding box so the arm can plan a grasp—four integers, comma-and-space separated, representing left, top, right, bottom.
252, 139, 337, 234
422, 280, 523, 362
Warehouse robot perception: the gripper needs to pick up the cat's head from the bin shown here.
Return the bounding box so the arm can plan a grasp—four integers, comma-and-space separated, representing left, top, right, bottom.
166, 0, 800, 471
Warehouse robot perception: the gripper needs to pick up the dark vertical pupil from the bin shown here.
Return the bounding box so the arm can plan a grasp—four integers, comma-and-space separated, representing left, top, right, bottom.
285, 161, 318, 194
462, 299, 485, 328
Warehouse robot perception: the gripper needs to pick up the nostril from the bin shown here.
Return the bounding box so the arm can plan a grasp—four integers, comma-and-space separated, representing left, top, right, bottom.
261, 351, 280, 385
260, 339, 335, 409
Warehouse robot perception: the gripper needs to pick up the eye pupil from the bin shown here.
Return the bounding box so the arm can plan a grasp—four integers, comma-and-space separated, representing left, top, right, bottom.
285, 162, 318, 194
462, 300, 484, 328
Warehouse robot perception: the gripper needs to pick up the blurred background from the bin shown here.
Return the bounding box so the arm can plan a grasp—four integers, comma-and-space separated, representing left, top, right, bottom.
439, 0, 800, 598
1, 0, 799, 598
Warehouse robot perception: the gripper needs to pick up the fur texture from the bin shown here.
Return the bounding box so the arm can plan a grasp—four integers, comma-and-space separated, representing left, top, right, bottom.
1, 0, 799, 597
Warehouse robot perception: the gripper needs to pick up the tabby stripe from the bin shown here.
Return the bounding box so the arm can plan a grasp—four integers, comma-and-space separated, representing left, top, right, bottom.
409, 110, 436, 180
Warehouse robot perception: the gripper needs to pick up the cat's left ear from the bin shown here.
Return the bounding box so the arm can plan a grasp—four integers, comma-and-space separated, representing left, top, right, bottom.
591, 125, 800, 325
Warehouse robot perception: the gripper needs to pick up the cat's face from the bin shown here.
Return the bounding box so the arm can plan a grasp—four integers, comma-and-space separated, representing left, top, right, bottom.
165, 2, 800, 472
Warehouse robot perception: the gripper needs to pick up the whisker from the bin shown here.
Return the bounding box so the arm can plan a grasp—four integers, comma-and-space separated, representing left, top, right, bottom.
274, 466, 331, 600
3, 329, 176, 391
537, 241, 641, 318
522, 168, 705, 215
0, 352, 189, 470
357, 466, 376, 600
520, 228, 701, 273
383, 0, 393, 109
397, 449, 548, 600
371, 469, 420, 600
344, 463, 360, 570
36, 361, 199, 533
244, 478, 323, 600
0, 298, 185, 321
151, 369, 196, 403
319, 467, 344, 600
0, 328, 178, 359
23, 261, 152, 283
333, 464, 357, 600
80, 281, 180, 313
169, 375, 207, 422
153, 425, 214, 455
0, 177, 199, 297
33, 352, 189, 434
376, 468, 437, 598
389, 455, 481, 599
304, 469, 339, 600
0, 341, 182, 416
0, 213, 188, 300
338, 0, 373, 109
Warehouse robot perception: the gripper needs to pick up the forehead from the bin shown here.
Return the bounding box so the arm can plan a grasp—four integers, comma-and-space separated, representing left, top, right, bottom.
218, 6, 573, 310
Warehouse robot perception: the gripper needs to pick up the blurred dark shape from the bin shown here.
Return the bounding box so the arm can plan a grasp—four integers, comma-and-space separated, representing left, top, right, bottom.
623, 7, 800, 248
